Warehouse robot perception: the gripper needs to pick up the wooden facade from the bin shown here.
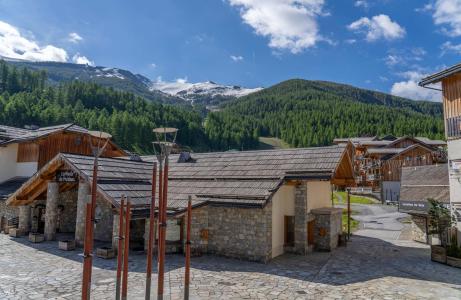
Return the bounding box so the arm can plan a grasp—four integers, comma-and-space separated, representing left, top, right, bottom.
442, 74, 461, 139
16, 132, 124, 169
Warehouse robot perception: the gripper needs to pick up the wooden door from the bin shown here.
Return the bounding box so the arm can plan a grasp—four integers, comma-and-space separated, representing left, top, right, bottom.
307, 220, 315, 246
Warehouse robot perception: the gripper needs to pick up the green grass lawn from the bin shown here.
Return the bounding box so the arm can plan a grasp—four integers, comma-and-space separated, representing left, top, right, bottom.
342, 209, 360, 232
333, 191, 377, 205
258, 137, 291, 150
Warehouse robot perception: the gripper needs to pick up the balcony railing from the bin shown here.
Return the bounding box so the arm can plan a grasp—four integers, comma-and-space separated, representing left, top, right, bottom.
447, 115, 461, 138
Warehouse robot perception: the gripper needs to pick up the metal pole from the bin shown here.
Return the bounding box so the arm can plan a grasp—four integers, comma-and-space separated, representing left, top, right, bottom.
121, 200, 131, 300
158, 157, 169, 300
184, 196, 192, 300
146, 162, 157, 300
347, 188, 351, 240
115, 196, 125, 300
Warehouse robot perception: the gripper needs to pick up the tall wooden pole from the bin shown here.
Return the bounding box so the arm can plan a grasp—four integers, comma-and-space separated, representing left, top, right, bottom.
157, 161, 164, 263
121, 199, 131, 300
115, 196, 125, 300
145, 162, 157, 300
184, 196, 192, 300
347, 188, 351, 240
82, 154, 99, 300
158, 157, 168, 300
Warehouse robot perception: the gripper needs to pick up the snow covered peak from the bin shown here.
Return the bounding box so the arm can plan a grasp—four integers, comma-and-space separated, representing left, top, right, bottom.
150, 78, 262, 101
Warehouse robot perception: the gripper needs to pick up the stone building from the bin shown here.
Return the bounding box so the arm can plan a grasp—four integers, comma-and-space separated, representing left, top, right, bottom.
7, 144, 354, 262
399, 164, 450, 244
0, 124, 125, 232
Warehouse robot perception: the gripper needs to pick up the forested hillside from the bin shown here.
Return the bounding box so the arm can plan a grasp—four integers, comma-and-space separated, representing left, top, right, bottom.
204, 79, 445, 150
0, 61, 208, 153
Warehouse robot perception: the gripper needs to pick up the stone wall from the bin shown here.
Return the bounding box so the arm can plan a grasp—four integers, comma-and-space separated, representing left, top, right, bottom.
0, 200, 18, 231
94, 196, 114, 242
294, 183, 308, 255
57, 189, 78, 233
311, 208, 343, 251
411, 215, 428, 243
187, 204, 273, 263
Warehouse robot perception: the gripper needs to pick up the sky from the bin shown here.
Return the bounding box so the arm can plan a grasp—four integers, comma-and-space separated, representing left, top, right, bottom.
1, 0, 461, 102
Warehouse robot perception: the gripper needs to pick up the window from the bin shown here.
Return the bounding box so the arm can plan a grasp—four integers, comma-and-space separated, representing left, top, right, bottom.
284, 216, 295, 247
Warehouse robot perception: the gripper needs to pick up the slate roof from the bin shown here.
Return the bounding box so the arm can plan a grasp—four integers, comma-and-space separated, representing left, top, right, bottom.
400, 164, 450, 204
9, 145, 351, 214
0, 177, 30, 200
0, 124, 88, 145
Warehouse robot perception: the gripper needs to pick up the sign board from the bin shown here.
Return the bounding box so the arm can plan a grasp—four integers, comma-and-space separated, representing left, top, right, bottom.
56, 170, 78, 183
399, 200, 450, 214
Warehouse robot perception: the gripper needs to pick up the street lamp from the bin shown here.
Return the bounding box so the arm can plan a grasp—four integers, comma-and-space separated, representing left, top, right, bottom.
152, 127, 177, 300
81, 130, 112, 300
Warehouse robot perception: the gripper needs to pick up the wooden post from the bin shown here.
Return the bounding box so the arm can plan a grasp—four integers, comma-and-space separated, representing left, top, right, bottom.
157, 160, 164, 299
121, 199, 131, 300
146, 162, 157, 300
115, 196, 125, 300
184, 196, 192, 300
82, 155, 99, 300
158, 158, 169, 300
347, 188, 351, 240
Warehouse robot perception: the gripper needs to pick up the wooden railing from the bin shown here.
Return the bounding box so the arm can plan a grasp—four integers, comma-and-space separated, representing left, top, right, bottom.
447, 115, 461, 139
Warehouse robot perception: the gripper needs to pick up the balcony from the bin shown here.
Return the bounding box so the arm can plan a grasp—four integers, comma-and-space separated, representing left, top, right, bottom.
447, 115, 461, 139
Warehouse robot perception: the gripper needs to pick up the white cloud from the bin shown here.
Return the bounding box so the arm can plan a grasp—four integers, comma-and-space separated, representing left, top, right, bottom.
72, 53, 94, 66
390, 71, 441, 102
68, 32, 83, 43
150, 63, 157, 68
432, 0, 461, 36
441, 41, 461, 54
230, 55, 244, 62
355, 1, 369, 8
228, 0, 327, 53
344, 38, 357, 44
384, 47, 427, 67
0, 20, 68, 62
348, 14, 406, 41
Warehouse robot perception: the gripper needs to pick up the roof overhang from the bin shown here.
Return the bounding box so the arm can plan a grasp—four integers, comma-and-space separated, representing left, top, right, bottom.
419, 62, 461, 86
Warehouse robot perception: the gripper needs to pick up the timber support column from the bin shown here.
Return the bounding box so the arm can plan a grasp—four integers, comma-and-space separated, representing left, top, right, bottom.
44, 181, 59, 241
144, 218, 157, 253
75, 182, 90, 246
18, 205, 31, 234
294, 182, 308, 255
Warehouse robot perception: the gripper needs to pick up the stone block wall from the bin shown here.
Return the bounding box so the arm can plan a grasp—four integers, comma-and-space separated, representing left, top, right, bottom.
57, 189, 78, 233
187, 204, 273, 263
0, 200, 18, 231
207, 204, 272, 263
294, 182, 308, 255
94, 196, 114, 242
311, 208, 342, 251
410, 215, 428, 243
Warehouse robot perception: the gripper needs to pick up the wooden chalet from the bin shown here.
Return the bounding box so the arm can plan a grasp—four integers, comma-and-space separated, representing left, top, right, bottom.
6, 143, 355, 262
334, 135, 446, 202
0, 124, 125, 232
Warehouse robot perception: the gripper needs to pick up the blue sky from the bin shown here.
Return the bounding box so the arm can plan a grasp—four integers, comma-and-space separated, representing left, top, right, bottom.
1, 0, 461, 101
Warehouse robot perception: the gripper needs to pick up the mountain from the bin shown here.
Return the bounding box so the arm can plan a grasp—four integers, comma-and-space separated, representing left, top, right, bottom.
204, 79, 445, 150
1, 58, 260, 106
151, 80, 262, 106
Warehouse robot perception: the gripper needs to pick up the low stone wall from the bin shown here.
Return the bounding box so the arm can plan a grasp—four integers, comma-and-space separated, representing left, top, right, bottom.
311, 208, 342, 251
94, 197, 114, 242
410, 215, 428, 244
0, 200, 18, 231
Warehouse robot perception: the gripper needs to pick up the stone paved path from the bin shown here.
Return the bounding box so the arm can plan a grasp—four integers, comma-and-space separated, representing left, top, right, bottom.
1, 232, 460, 299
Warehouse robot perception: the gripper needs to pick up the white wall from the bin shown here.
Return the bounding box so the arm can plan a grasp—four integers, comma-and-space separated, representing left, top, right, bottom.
271, 185, 295, 258
306, 180, 332, 212
0, 143, 38, 183
0, 144, 19, 183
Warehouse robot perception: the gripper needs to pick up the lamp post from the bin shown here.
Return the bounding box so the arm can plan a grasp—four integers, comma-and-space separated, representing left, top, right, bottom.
81, 130, 112, 300
145, 161, 157, 300
152, 127, 178, 300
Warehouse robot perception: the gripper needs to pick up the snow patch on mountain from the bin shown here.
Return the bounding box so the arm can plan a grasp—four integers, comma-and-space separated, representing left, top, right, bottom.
151, 78, 262, 100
